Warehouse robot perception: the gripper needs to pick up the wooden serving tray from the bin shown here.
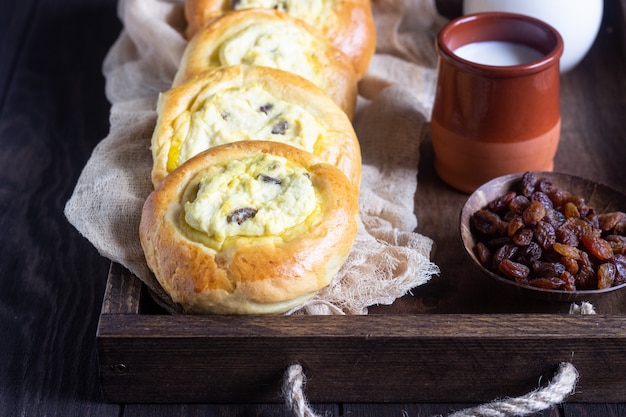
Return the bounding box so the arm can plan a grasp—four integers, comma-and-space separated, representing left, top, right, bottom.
97, 0, 626, 404
97, 262, 626, 403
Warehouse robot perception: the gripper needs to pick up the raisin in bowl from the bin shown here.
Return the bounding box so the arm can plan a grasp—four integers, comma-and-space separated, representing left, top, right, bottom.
460, 171, 626, 301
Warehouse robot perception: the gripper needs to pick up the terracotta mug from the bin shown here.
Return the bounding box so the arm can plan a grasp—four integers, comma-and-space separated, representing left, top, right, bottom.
431, 12, 564, 193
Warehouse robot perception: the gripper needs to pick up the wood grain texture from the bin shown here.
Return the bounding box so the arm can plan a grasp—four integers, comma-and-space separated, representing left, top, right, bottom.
345, 404, 563, 417
563, 404, 626, 417
0, 0, 121, 415
0, 0, 38, 114
101, 263, 143, 314
97, 268, 626, 403
124, 403, 339, 417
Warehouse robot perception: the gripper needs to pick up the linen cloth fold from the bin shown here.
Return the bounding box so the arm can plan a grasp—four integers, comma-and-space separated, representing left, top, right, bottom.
64, 0, 445, 314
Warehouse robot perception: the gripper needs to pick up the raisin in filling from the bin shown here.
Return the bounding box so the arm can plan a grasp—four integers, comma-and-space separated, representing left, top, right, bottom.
272, 121, 288, 135
227, 207, 258, 225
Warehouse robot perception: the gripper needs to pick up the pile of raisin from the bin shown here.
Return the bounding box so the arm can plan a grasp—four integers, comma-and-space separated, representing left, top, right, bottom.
470, 172, 626, 291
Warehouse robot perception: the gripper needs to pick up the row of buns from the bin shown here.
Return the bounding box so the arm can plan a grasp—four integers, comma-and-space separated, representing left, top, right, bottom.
139, 0, 376, 314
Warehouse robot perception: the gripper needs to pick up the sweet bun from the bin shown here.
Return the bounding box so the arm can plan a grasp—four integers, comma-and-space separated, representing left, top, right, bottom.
183, 0, 376, 78
151, 65, 361, 190
173, 8, 358, 117
139, 140, 360, 314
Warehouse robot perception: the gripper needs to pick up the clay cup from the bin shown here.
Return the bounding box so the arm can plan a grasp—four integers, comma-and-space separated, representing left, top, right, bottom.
431, 12, 564, 193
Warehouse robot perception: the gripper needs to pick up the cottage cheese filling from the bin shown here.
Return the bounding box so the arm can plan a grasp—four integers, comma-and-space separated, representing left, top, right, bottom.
232, 0, 332, 33
167, 85, 325, 172
184, 153, 317, 246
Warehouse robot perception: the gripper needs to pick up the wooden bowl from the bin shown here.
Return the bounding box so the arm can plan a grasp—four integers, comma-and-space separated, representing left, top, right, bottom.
460, 171, 626, 302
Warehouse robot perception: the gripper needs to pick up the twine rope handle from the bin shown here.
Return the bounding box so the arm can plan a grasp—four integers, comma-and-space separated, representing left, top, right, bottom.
282, 364, 322, 417
282, 362, 578, 417
282, 304, 593, 417
446, 362, 579, 417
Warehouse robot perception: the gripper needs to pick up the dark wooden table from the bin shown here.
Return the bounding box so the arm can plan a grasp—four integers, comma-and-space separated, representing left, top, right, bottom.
1, 0, 624, 416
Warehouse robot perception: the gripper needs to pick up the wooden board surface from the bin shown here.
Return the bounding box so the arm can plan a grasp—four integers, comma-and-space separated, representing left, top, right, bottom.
98, 264, 626, 403
96, 0, 626, 404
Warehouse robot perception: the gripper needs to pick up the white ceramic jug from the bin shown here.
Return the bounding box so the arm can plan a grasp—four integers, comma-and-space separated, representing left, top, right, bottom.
463, 0, 604, 72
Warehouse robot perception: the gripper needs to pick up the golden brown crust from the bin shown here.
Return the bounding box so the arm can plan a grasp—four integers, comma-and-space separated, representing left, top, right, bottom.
174, 8, 358, 117
183, 0, 376, 78
152, 65, 362, 191
139, 141, 360, 314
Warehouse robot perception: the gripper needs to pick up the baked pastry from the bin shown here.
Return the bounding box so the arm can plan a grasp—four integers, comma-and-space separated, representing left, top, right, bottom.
152, 65, 362, 190
173, 8, 358, 117
183, 0, 376, 78
139, 140, 360, 314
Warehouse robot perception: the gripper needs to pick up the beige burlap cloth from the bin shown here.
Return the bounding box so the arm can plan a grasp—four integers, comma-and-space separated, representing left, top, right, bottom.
64, 0, 445, 315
